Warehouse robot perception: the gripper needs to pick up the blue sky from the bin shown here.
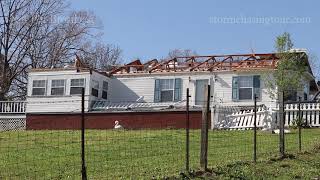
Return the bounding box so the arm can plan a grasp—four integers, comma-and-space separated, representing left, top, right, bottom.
71, 0, 319, 67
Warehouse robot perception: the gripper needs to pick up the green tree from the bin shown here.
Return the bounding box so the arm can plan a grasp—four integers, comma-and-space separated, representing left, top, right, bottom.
265, 32, 309, 158
265, 32, 309, 100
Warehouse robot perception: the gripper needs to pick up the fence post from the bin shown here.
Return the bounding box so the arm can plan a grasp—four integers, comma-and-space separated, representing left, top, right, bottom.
298, 97, 302, 152
186, 88, 190, 172
253, 94, 257, 163
81, 88, 87, 180
279, 91, 285, 158
200, 85, 210, 171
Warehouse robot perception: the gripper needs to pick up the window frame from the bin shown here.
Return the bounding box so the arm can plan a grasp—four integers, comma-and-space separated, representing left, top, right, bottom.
160, 79, 175, 102
91, 80, 99, 97
238, 76, 254, 100
102, 81, 108, 100
50, 79, 66, 96
232, 75, 261, 101
154, 78, 182, 103
70, 78, 85, 95
32, 80, 47, 96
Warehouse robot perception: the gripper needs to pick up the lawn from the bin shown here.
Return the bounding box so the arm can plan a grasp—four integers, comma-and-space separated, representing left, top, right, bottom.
172, 144, 320, 179
0, 128, 319, 179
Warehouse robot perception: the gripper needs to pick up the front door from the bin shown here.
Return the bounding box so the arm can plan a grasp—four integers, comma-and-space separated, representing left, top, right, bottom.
195, 79, 209, 105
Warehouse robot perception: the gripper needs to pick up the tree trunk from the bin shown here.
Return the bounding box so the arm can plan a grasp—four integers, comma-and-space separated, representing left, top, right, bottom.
278, 90, 285, 158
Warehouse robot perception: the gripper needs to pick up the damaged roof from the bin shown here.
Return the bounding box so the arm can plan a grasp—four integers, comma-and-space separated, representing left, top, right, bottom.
109, 51, 313, 77
109, 53, 290, 75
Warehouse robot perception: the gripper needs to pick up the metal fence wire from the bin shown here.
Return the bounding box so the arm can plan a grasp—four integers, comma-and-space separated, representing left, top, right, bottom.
0, 119, 81, 179
85, 123, 185, 179
0, 88, 320, 179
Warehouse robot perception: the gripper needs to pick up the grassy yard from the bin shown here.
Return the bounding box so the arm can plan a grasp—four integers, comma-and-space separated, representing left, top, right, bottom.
173, 145, 320, 179
0, 128, 319, 179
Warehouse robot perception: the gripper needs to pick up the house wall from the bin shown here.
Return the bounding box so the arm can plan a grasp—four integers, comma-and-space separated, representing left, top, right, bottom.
214, 71, 276, 107
108, 76, 155, 102
111, 71, 277, 107
26, 110, 206, 130
26, 70, 98, 113
89, 71, 112, 103
110, 73, 214, 103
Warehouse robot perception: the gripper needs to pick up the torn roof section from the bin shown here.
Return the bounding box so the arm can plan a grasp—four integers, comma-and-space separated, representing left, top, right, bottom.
27, 51, 313, 79
109, 52, 311, 75
110, 53, 278, 74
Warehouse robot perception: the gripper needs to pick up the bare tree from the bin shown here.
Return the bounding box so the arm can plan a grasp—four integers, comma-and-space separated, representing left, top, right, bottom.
167, 49, 197, 59
0, 0, 67, 100
27, 9, 100, 68
0, 0, 120, 100
79, 42, 122, 71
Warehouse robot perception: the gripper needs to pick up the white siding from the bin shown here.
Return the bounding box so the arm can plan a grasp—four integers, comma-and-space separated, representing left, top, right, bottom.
214, 72, 276, 107
26, 96, 90, 113
26, 69, 278, 113
110, 77, 155, 102
27, 70, 91, 97
112, 73, 214, 105
112, 71, 277, 107
27, 70, 91, 113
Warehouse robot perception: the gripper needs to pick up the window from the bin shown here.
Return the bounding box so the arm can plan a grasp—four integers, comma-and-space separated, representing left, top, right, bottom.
232, 75, 260, 101
102, 81, 108, 100
51, 79, 65, 96
32, 80, 46, 96
70, 79, 85, 95
154, 79, 182, 102
238, 76, 253, 100
91, 80, 99, 97
160, 79, 174, 102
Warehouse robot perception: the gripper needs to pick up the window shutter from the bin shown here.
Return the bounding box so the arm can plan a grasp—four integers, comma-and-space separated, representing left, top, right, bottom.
232, 77, 239, 101
154, 79, 161, 102
174, 78, 182, 102
253, 75, 261, 99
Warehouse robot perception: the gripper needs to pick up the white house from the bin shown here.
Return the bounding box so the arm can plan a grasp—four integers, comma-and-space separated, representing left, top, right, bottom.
25, 51, 317, 113
107, 51, 316, 109
111, 70, 274, 106
19, 51, 320, 130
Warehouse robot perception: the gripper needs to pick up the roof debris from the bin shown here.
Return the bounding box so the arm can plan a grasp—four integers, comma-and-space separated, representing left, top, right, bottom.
110, 53, 283, 74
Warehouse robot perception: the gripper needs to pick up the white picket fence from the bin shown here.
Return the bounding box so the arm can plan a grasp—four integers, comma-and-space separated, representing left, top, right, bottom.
212, 106, 268, 130
212, 103, 320, 130
274, 103, 320, 127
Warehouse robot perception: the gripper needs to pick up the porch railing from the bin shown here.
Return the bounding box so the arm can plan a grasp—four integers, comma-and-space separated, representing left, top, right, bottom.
0, 101, 26, 114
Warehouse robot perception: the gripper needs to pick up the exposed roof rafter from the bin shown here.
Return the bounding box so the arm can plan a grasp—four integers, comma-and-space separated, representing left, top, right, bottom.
109, 52, 307, 75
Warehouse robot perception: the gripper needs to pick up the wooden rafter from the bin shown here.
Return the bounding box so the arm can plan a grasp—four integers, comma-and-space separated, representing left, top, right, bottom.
189, 57, 215, 71
149, 58, 176, 73
109, 52, 306, 75
208, 56, 233, 71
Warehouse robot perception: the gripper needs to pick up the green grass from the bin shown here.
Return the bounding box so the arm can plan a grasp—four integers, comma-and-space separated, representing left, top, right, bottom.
173, 144, 320, 179
212, 150, 320, 179
0, 128, 319, 179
